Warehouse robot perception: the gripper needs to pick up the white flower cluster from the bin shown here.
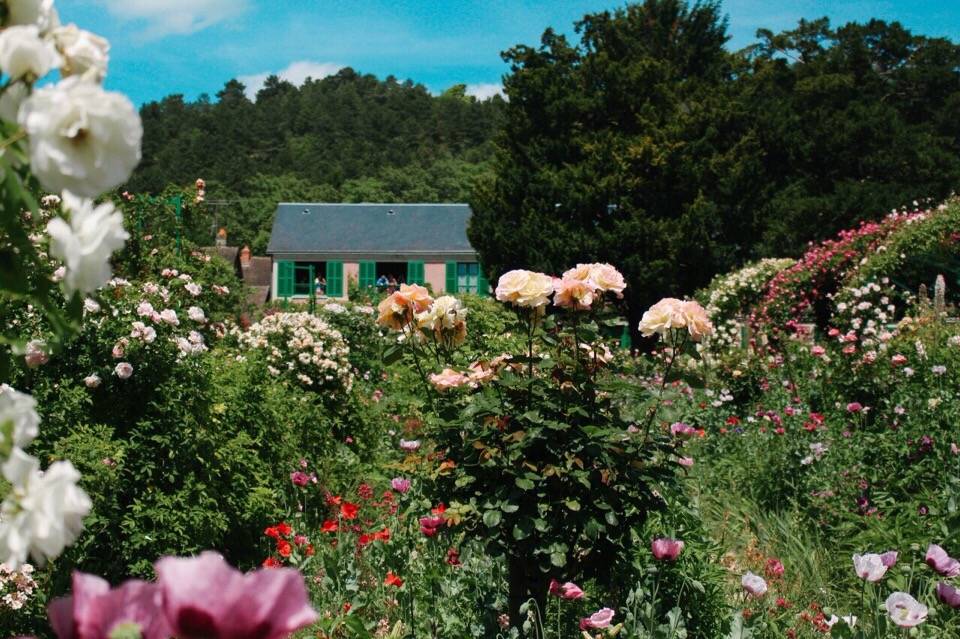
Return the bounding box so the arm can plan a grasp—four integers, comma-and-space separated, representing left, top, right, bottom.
701, 258, 794, 353
0, 0, 142, 296
831, 278, 900, 352
0, 561, 36, 610
0, 384, 91, 568
236, 312, 354, 393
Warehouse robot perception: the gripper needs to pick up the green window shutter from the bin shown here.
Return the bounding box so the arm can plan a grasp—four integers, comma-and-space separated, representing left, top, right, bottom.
359, 261, 375, 288
407, 261, 425, 286
477, 264, 490, 297
445, 261, 457, 294
326, 261, 343, 297
277, 260, 294, 298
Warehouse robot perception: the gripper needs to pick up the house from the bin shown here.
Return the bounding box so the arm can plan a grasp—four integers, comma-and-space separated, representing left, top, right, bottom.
266, 203, 489, 300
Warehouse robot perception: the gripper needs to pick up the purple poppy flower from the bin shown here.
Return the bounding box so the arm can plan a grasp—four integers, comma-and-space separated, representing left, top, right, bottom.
48, 572, 170, 639
926, 544, 960, 577
651, 538, 685, 561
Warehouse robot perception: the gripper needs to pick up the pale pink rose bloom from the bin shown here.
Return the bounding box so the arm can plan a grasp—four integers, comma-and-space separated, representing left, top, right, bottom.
111, 338, 127, 359
580, 607, 615, 630
891, 354, 907, 366
553, 277, 595, 310
466, 361, 496, 385
670, 422, 696, 438
852, 553, 888, 582
741, 572, 767, 597
651, 538, 684, 561
810, 345, 826, 357
885, 592, 927, 628
48, 572, 171, 639
159, 309, 179, 326
677, 457, 694, 468
24, 340, 48, 368
926, 544, 960, 577
495, 270, 555, 308
846, 402, 863, 413
638, 298, 686, 337
154, 551, 318, 639
83, 374, 100, 389
114, 362, 133, 379
184, 283, 201, 297
679, 300, 713, 341
428, 368, 469, 391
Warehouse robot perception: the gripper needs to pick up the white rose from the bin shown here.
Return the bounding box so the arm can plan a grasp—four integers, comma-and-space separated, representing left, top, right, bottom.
0, 81, 27, 123
82, 298, 99, 314
0, 384, 39, 451
638, 298, 686, 337
0, 25, 59, 80
5, 0, 59, 34
0, 449, 91, 568
159, 309, 179, 326
82, 374, 100, 389
19, 76, 142, 197
49, 24, 108, 80
495, 270, 554, 307
46, 192, 128, 295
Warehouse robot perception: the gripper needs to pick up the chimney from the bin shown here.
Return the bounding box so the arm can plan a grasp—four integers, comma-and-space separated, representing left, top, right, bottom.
240, 246, 252, 268
216, 227, 227, 247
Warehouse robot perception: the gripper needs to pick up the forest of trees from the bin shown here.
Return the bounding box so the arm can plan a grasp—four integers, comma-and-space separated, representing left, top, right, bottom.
130, 72, 504, 251
130, 0, 960, 327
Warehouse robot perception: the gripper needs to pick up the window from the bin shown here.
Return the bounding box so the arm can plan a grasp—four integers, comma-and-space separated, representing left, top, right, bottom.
457, 262, 479, 293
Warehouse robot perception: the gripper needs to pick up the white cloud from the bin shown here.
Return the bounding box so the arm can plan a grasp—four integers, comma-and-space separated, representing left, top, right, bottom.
98, 0, 251, 39
238, 60, 344, 99
464, 83, 505, 101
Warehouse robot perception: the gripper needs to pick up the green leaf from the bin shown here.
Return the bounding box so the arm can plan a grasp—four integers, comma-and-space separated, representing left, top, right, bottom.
482, 509, 502, 527
515, 477, 535, 490
565, 499, 581, 511
381, 343, 405, 365
550, 552, 566, 567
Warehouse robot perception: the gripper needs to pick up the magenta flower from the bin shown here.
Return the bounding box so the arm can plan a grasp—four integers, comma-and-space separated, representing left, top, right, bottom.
579, 607, 615, 630
651, 538, 684, 561
289, 471, 309, 487
548, 579, 584, 599
925, 544, 960, 577
390, 477, 411, 493
937, 582, 960, 609
670, 422, 696, 438
880, 551, 899, 567
48, 572, 171, 639
419, 516, 444, 537
154, 552, 318, 639
846, 402, 863, 413
677, 457, 694, 468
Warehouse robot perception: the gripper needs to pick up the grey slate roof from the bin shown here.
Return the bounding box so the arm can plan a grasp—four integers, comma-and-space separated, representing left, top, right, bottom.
266, 203, 476, 261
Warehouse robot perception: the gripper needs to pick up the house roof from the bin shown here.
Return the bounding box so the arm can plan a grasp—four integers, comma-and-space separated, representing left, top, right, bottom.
266, 203, 476, 261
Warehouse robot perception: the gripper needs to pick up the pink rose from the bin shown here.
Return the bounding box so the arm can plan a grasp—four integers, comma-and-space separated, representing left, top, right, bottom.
114, 362, 133, 379
429, 368, 469, 392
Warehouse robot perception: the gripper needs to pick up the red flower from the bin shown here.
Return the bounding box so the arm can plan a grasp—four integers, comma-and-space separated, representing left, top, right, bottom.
766, 558, 785, 578
341, 502, 359, 520
277, 540, 292, 557
446, 547, 461, 566
276, 522, 292, 537
261, 556, 281, 568
321, 519, 338, 533
384, 571, 404, 588
358, 534, 372, 547
305, 544, 315, 556
432, 503, 446, 516
419, 516, 444, 537
326, 494, 343, 506
264, 526, 280, 539
342, 602, 351, 613
373, 527, 391, 542
726, 416, 741, 426
357, 483, 374, 500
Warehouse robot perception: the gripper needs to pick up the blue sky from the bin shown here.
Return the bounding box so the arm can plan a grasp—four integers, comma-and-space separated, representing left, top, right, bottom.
58, 1, 960, 105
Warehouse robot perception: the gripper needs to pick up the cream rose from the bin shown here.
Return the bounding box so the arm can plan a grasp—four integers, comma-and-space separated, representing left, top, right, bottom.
50, 24, 109, 80
495, 270, 554, 307
428, 368, 469, 392
19, 76, 142, 197
588, 263, 626, 295
638, 298, 686, 337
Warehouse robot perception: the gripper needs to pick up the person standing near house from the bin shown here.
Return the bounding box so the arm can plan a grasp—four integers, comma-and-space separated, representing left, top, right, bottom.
376, 274, 388, 290
315, 276, 326, 296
